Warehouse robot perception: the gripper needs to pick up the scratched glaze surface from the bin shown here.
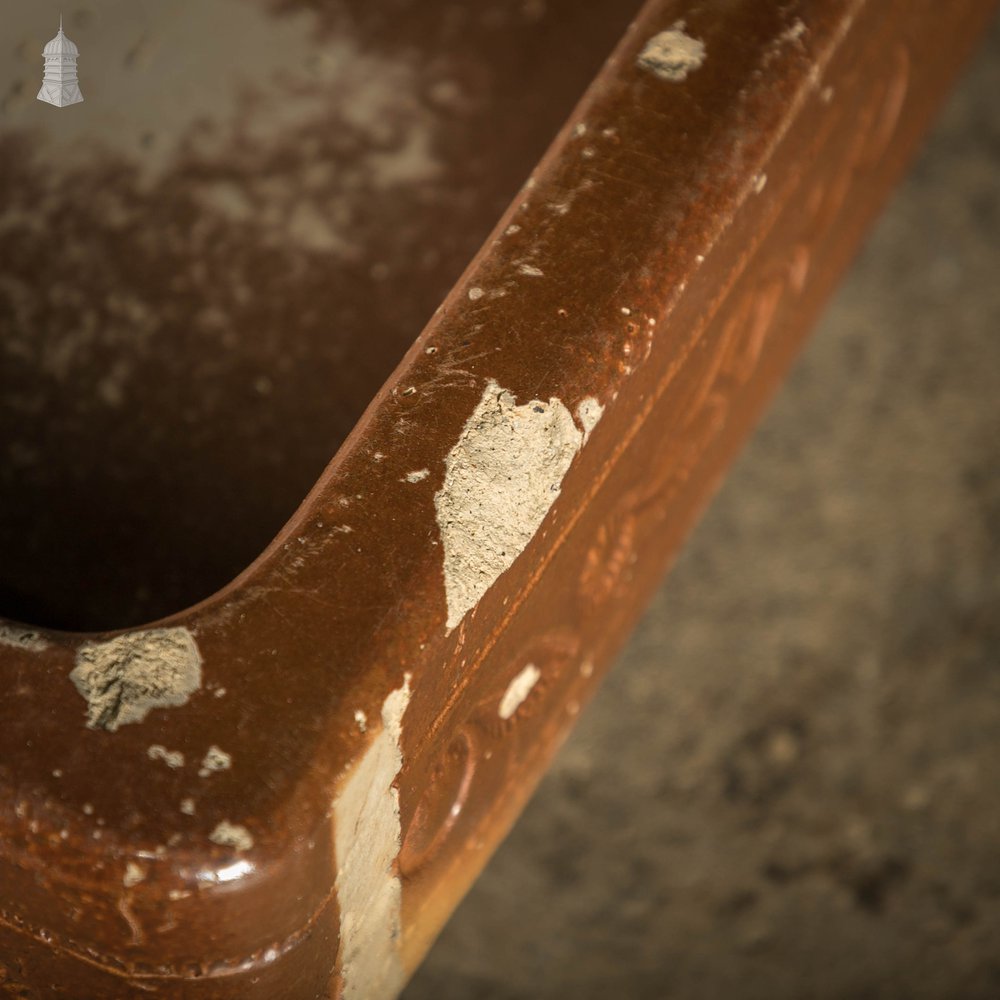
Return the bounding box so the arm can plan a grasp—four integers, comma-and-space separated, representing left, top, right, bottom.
0, 0, 995, 996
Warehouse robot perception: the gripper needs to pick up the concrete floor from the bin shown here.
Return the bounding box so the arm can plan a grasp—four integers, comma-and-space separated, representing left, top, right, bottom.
405, 15, 1000, 1000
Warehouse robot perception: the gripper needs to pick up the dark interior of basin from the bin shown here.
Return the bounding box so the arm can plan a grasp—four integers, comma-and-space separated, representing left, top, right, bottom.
0, 0, 643, 631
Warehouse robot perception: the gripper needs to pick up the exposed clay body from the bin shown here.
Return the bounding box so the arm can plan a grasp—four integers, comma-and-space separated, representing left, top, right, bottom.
69, 627, 202, 731
123, 862, 146, 888
576, 398, 605, 444
147, 745, 185, 769
434, 381, 592, 631
209, 820, 255, 853
335, 678, 411, 1000
498, 664, 542, 720
637, 26, 706, 82
0, 625, 48, 651
198, 745, 232, 776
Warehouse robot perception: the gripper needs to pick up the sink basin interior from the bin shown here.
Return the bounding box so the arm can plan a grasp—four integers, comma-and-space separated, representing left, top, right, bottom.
0, 0, 642, 631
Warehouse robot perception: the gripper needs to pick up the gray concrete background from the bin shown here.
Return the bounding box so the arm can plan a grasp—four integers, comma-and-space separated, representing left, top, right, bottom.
405, 14, 1000, 1000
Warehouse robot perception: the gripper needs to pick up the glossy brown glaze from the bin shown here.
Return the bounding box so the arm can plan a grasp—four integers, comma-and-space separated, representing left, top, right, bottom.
1, 0, 996, 996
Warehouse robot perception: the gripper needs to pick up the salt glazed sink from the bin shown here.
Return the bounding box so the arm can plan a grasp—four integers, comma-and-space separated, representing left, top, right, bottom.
0, 0, 994, 996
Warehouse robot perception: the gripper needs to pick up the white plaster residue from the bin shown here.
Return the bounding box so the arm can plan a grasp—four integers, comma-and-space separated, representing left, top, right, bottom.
180, 798, 196, 816
517, 263, 545, 277
576, 397, 605, 444
435, 380, 584, 631
148, 745, 185, 769
402, 469, 430, 483
467, 286, 485, 301
334, 676, 411, 1000
354, 709, 368, 733
199, 745, 232, 777
0, 624, 49, 652
209, 820, 254, 853
638, 26, 706, 82
499, 664, 541, 720
70, 628, 202, 732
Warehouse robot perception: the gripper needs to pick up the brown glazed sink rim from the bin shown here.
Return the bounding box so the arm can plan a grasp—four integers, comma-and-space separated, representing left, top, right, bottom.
2, 0, 687, 949
4, 0, 990, 990
0, 0, 853, 936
